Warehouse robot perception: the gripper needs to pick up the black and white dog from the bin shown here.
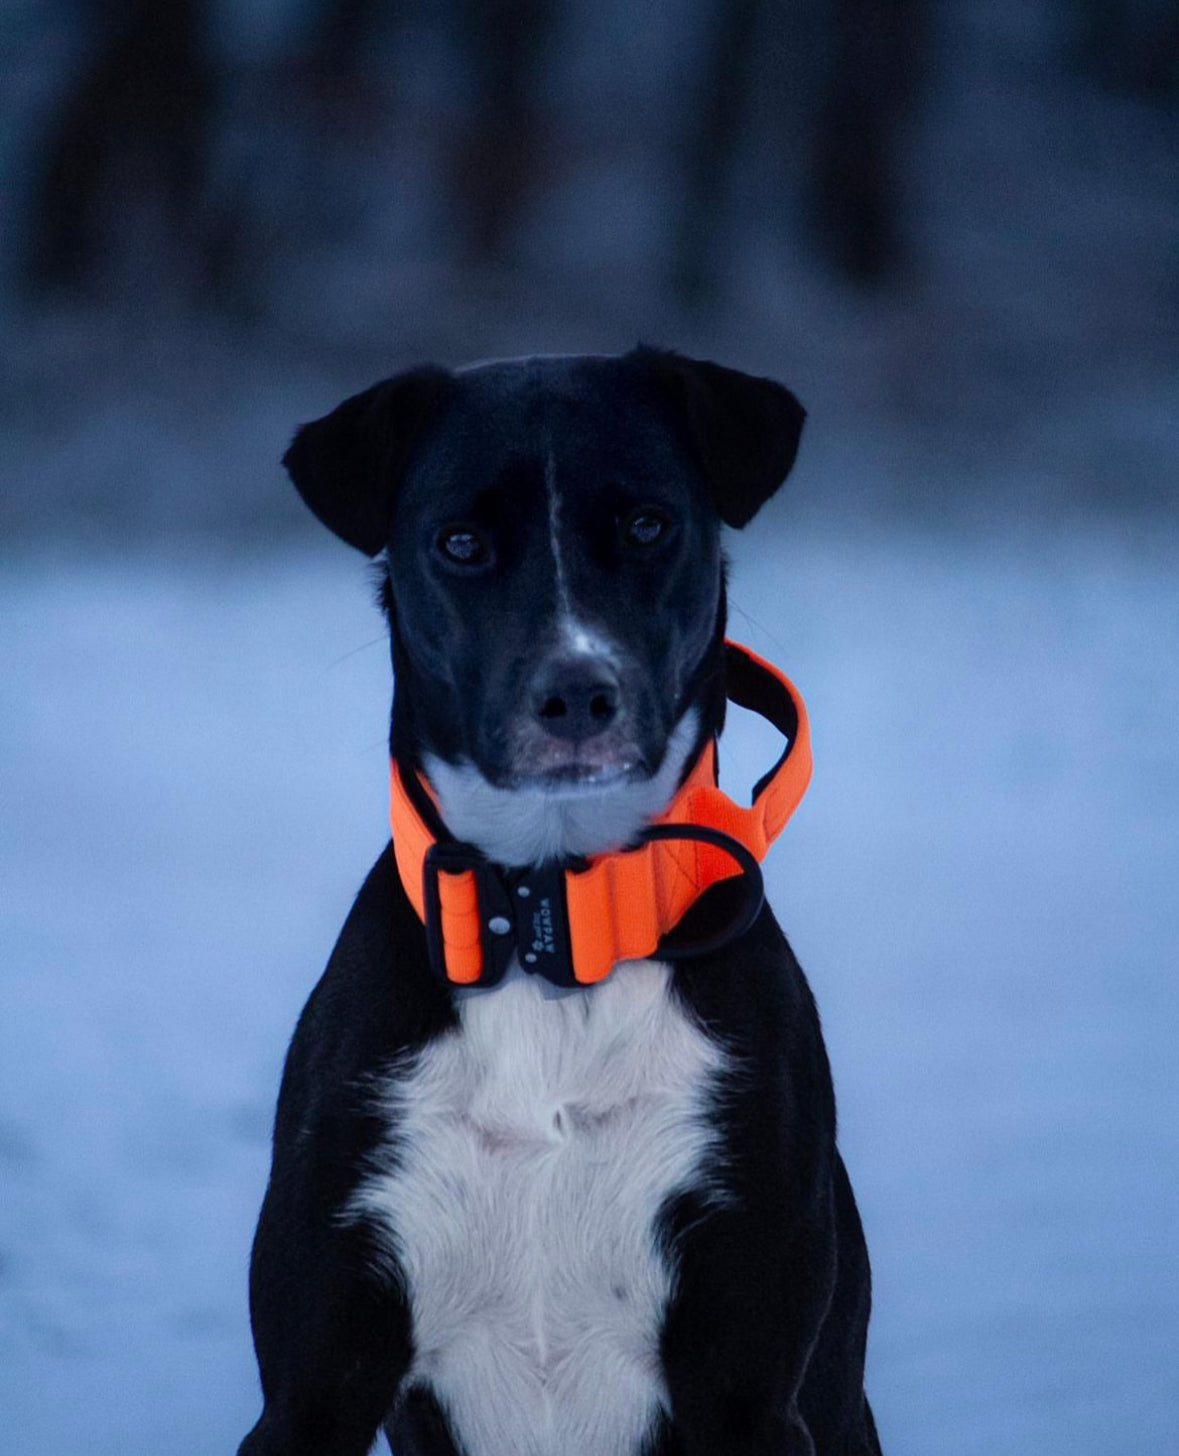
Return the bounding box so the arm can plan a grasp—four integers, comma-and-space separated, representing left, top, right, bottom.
239, 349, 883, 1456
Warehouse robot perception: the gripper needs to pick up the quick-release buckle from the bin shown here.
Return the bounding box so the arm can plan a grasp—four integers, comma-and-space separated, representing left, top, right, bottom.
505, 861, 579, 988
421, 842, 578, 988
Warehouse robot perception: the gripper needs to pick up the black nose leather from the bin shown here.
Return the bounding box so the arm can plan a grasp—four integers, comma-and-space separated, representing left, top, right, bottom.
531, 660, 620, 741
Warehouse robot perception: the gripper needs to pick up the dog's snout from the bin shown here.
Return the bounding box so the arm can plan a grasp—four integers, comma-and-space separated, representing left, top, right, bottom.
531, 659, 620, 742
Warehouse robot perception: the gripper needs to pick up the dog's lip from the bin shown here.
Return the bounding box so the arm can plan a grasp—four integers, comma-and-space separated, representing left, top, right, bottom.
505, 760, 644, 793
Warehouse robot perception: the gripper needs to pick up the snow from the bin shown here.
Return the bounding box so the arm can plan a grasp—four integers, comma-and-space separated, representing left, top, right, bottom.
2, 520, 1176, 1454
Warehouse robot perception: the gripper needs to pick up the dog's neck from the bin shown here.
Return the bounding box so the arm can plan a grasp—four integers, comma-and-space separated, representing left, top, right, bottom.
421, 709, 702, 868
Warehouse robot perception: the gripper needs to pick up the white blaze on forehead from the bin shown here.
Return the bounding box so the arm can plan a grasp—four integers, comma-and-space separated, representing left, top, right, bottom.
561, 619, 620, 663
544, 450, 573, 621
545, 450, 622, 666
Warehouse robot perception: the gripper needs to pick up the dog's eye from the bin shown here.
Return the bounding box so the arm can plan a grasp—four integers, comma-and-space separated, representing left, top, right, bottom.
621, 508, 672, 549
437, 525, 491, 566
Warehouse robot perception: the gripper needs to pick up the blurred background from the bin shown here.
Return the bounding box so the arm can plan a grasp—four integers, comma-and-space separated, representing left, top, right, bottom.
1, 1, 1177, 1452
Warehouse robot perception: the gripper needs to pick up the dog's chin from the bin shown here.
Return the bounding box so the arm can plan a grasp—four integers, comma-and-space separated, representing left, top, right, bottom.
423, 709, 700, 866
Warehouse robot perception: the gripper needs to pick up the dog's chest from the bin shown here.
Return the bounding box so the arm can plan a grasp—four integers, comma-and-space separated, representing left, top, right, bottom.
352, 959, 725, 1456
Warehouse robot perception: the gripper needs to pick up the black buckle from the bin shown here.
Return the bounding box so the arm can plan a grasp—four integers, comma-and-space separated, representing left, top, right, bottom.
507, 861, 579, 988
422, 843, 577, 988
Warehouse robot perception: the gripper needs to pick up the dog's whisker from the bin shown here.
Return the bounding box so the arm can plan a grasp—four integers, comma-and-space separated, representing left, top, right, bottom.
320, 636, 387, 674
729, 598, 789, 656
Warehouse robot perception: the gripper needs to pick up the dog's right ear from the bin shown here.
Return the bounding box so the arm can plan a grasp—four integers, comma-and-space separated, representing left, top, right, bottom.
283, 367, 451, 555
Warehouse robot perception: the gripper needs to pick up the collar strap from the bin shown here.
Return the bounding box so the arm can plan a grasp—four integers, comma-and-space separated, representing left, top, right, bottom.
389, 640, 812, 988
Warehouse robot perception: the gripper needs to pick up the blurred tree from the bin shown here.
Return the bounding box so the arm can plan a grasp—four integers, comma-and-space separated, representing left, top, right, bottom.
204, 0, 559, 300
807, 0, 924, 284
21, 0, 215, 298
1074, 0, 1179, 99
305, 0, 389, 90
448, 0, 557, 263
673, 0, 924, 303
292, 0, 395, 132
671, 0, 759, 306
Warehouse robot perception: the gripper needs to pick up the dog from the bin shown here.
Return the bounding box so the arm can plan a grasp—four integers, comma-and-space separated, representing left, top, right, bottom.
238, 348, 883, 1456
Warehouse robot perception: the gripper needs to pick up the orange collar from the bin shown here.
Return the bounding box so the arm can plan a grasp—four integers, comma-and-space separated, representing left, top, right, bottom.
389, 641, 812, 988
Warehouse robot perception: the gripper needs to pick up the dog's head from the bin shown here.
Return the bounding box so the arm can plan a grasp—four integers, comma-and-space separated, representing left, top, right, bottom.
284, 349, 803, 860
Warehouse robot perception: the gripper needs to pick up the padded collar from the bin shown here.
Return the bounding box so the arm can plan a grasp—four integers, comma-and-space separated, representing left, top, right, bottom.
389, 641, 812, 988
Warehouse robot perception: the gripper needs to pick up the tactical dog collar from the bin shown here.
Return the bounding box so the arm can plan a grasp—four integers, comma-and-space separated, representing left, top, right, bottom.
389, 641, 812, 988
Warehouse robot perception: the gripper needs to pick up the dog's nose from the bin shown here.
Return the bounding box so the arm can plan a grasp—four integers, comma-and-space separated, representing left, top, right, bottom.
531, 659, 620, 741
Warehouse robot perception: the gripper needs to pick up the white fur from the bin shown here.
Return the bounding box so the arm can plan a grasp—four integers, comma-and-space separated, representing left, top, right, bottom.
348, 959, 728, 1456
560, 617, 621, 663
543, 447, 626, 667
423, 708, 700, 867
545, 450, 574, 623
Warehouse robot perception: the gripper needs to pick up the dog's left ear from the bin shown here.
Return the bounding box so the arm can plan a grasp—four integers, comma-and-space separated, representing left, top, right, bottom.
283, 366, 451, 555
635, 348, 806, 529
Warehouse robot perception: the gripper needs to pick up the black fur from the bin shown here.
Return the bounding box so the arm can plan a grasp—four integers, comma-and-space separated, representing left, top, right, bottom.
239, 848, 452, 1456
241, 350, 881, 1456
283, 367, 451, 556
637, 347, 806, 529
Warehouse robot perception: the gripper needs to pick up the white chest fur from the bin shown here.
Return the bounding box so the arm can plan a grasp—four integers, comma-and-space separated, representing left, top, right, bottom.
348, 959, 727, 1456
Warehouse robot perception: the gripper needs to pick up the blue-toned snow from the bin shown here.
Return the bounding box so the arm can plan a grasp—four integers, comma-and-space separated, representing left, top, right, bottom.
2, 520, 1176, 1453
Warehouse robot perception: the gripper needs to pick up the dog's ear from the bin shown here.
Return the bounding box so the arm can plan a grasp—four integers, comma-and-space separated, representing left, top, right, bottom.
635, 348, 805, 529
283, 367, 451, 555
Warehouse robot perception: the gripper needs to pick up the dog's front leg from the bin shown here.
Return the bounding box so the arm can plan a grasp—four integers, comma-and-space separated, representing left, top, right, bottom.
237, 850, 456, 1456
237, 1179, 412, 1456
655, 936, 848, 1456
656, 1184, 837, 1456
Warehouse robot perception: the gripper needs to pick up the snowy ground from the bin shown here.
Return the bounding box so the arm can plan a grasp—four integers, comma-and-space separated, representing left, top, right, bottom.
2, 517, 1177, 1455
